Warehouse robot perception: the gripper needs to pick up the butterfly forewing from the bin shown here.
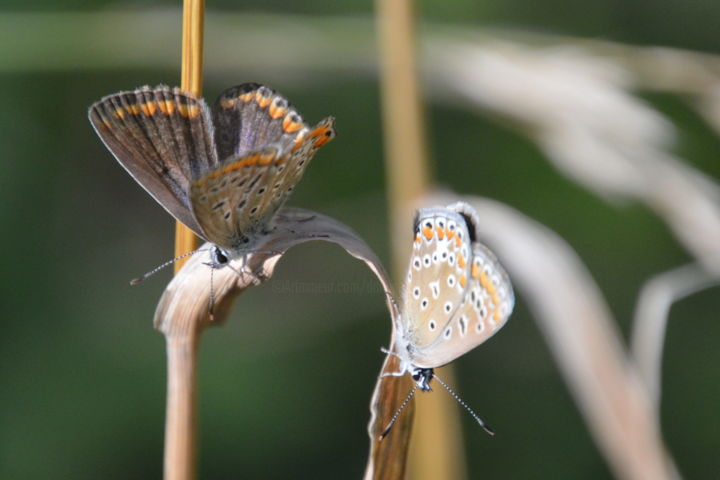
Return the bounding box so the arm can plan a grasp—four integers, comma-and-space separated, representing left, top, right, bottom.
88, 86, 217, 238
212, 83, 307, 160
411, 242, 514, 368
402, 209, 473, 355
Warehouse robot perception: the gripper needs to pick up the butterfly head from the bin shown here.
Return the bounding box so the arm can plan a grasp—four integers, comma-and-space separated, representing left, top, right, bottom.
411, 367, 434, 392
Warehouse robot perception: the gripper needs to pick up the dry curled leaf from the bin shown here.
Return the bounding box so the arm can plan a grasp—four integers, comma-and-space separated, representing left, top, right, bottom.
155, 207, 398, 336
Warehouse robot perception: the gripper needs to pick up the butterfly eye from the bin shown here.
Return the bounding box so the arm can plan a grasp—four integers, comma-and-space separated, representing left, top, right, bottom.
211, 246, 229, 265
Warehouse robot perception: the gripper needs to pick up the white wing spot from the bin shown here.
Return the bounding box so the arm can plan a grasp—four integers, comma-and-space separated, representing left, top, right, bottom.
447, 275, 455, 287
423, 255, 431, 267
413, 286, 420, 299
476, 319, 485, 333
444, 301, 453, 314
429, 320, 436, 331
443, 326, 452, 339
413, 257, 421, 270
420, 298, 429, 310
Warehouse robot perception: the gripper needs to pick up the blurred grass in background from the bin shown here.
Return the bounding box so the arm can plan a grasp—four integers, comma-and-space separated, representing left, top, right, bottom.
1, 1, 719, 479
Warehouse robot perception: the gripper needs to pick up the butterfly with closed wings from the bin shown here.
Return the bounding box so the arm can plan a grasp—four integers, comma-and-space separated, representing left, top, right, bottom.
381, 202, 514, 438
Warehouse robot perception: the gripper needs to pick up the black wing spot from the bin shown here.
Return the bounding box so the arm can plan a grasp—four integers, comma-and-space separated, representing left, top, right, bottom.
248, 174, 262, 189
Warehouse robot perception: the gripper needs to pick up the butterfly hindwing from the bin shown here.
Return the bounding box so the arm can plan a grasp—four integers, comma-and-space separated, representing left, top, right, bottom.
411, 241, 514, 368
88, 86, 217, 238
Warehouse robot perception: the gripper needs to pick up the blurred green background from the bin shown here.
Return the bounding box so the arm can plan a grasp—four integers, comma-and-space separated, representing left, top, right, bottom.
1, 1, 719, 479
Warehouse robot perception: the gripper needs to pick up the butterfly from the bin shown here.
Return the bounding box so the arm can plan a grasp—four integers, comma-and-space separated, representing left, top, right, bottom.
381, 201, 514, 437
88, 83, 335, 273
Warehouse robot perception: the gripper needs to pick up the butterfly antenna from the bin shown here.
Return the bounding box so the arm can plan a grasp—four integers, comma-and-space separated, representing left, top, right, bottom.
432, 373, 495, 436
130, 248, 210, 285
379, 385, 418, 440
